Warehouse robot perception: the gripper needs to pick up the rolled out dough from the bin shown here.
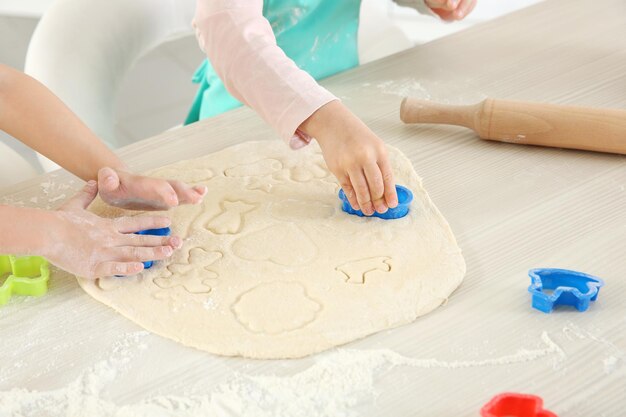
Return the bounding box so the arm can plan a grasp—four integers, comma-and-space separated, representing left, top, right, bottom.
79, 141, 465, 359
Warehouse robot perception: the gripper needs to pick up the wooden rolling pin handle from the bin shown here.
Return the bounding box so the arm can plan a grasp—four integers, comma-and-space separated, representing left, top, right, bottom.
400, 97, 626, 155
399, 97, 483, 131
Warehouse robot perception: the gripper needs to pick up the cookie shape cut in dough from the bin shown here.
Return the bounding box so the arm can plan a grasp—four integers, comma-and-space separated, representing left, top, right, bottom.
203, 200, 258, 235
154, 248, 223, 294
78, 141, 465, 359
336, 256, 393, 284
232, 281, 322, 334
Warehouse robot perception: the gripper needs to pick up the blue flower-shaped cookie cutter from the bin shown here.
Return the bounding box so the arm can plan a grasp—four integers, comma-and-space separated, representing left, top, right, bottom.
528, 268, 604, 313
115, 227, 171, 276
338, 185, 413, 219
135, 227, 171, 269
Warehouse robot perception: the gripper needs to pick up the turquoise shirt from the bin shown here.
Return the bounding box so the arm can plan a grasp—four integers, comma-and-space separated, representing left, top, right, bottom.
185, 0, 361, 125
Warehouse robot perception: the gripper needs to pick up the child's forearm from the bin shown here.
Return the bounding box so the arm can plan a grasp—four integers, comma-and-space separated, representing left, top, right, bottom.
0, 205, 55, 257
0, 64, 125, 181
299, 101, 364, 142
193, 0, 336, 146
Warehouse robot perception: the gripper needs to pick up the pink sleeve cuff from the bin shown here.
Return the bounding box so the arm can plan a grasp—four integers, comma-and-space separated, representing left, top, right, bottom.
281, 95, 338, 149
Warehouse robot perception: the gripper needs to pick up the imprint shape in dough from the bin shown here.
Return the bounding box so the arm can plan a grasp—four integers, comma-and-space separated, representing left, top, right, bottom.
154, 248, 223, 294
336, 256, 392, 284
78, 141, 465, 359
204, 200, 258, 235
232, 282, 322, 334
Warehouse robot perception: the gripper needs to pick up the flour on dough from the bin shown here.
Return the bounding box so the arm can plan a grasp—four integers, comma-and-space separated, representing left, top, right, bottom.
79, 141, 465, 359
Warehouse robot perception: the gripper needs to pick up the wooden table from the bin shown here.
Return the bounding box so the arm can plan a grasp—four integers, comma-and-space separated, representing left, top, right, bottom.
1, 0, 625, 414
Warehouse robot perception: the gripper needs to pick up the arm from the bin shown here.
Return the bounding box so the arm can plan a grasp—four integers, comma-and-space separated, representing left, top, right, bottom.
0, 64, 121, 180
192, 0, 337, 147
193, 0, 397, 215
0, 67, 186, 276
0, 64, 206, 210
0, 182, 182, 278
0, 205, 57, 258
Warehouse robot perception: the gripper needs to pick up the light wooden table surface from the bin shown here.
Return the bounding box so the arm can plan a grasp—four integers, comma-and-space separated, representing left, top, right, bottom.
1, 0, 625, 415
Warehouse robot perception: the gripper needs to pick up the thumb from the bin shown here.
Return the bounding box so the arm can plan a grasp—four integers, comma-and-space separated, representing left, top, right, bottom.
98, 167, 121, 193
62, 180, 98, 210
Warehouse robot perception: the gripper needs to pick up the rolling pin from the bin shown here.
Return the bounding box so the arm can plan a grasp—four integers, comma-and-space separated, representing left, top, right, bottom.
400, 98, 626, 155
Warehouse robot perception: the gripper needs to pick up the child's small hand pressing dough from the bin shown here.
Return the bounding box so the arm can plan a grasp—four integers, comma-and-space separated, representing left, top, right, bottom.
425, 0, 477, 21
301, 101, 398, 216
48, 181, 182, 278
98, 167, 207, 211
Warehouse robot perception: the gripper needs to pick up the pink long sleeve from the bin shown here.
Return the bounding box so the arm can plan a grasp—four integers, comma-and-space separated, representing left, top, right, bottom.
192, 0, 338, 149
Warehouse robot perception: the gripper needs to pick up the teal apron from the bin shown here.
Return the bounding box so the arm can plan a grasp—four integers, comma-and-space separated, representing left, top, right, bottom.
185, 0, 361, 125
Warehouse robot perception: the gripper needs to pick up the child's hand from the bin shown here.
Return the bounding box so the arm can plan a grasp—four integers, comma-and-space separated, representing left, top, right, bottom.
425, 0, 476, 21
48, 181, 182, 278
300, 101, 398, 216
97, 167, 207, 211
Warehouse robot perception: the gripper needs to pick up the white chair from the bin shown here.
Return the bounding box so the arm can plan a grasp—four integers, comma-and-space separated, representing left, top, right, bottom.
25, 0, 411, 172
24, 0, 196, 172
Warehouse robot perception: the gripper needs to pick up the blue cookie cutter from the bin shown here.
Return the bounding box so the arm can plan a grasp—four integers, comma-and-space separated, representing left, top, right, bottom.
135, 227, 171, 269
528, 268, 605, 313
338, 185, 414, 220
115, 226, 171, 276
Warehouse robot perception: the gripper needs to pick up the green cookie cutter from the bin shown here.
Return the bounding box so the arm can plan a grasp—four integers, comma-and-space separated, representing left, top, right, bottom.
0, 255, 50, 306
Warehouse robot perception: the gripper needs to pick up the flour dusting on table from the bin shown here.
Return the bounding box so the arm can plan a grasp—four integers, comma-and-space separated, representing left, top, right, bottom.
374, 77, 487, 105
376, 78, 431, 98
0, 332, 564, 417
